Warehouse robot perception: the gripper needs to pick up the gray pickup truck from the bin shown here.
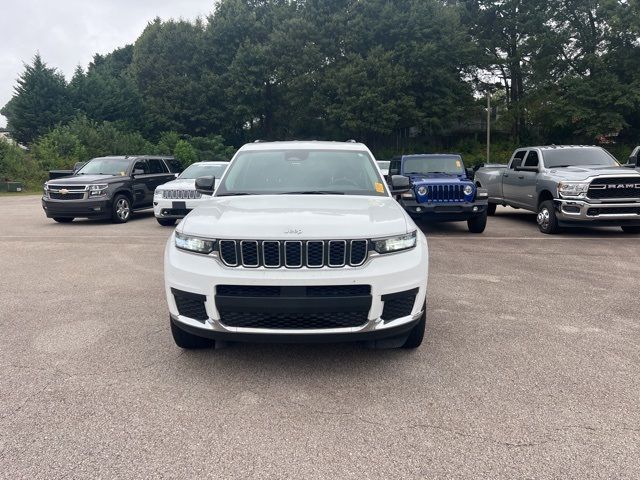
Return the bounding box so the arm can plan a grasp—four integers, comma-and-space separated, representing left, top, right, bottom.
474, 145, 640, 234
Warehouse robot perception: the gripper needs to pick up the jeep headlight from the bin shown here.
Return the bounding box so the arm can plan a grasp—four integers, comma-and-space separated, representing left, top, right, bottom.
416, 186, 427, 196
558, 181, 589, 198
463, 185, 473, 196
175, 231, 214, 254
89, 184, 108, 197
373, 231, 417, 254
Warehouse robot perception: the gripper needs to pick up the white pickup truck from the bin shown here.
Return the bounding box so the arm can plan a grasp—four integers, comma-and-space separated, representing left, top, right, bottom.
474, 145, 640, 234
164, 141, 429, 350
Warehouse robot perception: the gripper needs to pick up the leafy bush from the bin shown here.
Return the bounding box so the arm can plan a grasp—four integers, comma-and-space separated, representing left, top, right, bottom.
0, 141, 46, 190
173, 139, 198, 165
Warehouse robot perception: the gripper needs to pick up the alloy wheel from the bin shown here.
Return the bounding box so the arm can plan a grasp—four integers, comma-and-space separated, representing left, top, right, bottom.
537, 207, 550, 229
116, 199, 130, 221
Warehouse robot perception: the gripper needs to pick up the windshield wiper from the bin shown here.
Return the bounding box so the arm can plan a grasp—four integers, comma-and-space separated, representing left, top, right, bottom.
278, 191, 344, 195
217, 192, 254, 196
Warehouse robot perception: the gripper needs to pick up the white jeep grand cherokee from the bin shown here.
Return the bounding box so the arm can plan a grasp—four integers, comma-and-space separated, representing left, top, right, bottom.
164, 141, 429, 349
153, 161, 228, 226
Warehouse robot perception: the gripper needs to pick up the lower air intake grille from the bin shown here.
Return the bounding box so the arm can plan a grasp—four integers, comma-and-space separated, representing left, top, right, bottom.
219, 311, 368, 329
172, 288, 208, 322
381, 288, 419, 322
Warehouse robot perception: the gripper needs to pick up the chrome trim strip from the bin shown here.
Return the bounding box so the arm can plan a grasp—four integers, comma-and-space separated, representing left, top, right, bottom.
306, 241, 324, 268
284, 241, 303, 268
349, 240, 368, 267
240, 240, 259, 268
219, 240, 239, 267
328, 240, 347, 267
262, 241, 281, 268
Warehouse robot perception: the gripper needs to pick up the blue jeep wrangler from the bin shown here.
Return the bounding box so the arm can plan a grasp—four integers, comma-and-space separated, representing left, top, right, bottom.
389, 154, 489, 233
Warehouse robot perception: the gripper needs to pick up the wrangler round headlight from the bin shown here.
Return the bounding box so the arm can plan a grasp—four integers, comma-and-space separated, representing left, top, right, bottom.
417, 186, 427, 196
463, 185, 473, 196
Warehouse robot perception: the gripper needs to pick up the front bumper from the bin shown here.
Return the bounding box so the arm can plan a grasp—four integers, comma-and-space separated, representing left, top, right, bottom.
42, 196, 111, 218
556, 199, 640, 226
164, 232, 428, 342
154, 198, 206, 219
401, 198, 488, 221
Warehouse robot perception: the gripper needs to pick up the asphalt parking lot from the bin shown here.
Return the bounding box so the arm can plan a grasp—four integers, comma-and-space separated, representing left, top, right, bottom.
1, 195, 639, 479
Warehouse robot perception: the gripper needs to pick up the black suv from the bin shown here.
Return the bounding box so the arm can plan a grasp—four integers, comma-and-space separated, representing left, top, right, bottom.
42, 156, 182, 223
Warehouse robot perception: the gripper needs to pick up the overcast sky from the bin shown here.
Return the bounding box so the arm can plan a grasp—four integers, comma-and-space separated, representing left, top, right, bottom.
0, 0, 216, 128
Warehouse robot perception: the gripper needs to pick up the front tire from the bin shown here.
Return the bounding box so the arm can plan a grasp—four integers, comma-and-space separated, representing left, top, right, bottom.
537, 200, 560, 234
157, 218, 176, 227
467, 212, 487, 233
170, 318, 214, 349
402, 305, 426, 349
111, 194, 131, 223
53, 217, 74, 223
621, 226, 640, 234
487, 202, 497, 216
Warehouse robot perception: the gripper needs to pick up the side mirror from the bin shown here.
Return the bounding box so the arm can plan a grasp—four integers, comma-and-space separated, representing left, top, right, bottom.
389, 175, 411, 194
195, 175, 216, 195
132, 168, 145, 176
465, 168, 474, 179
628, 147, 640, 166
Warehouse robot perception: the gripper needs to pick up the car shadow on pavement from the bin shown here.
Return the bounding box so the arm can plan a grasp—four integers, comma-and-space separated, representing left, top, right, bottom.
174, 340, 429, 372
44, 210, 156, 226
494, 210, 636, 238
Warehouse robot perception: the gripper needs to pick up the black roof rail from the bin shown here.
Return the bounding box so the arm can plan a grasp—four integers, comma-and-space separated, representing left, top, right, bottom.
346, 139, 357, 143
253, 139, 263, 143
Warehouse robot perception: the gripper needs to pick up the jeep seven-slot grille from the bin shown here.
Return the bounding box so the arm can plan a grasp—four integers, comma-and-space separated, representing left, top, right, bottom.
588, 177, 640, 199
425, 184, 466, 202
218, 239, 369, 268
162, 189, 202, 199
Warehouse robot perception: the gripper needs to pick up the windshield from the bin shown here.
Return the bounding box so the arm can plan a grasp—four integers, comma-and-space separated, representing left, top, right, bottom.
403, 155, 464, 175
543, 148, 619, 168
216, 149, 387, 196
76, 158, 131, 176
179, 163, 228, 179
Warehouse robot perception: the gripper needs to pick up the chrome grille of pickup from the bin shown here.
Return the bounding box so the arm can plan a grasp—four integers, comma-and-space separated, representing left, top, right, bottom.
218, 239, 369, 268
162, 189, 202, 200
425, 184, 465, 202
588, 177, 640, 199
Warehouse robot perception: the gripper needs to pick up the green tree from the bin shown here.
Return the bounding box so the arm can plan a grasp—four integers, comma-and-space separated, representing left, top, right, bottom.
131, 18, 212, 138
173, 139, 198, 165
69, 50, 144, 132
460, 0, 555, 141
1, 54, 72, 144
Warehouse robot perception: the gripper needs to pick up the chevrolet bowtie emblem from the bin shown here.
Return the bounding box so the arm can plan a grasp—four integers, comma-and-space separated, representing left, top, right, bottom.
60, 189, 69, 194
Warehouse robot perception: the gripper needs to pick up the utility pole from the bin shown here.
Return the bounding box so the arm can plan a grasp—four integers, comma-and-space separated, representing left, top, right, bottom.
486, 91, 491, 164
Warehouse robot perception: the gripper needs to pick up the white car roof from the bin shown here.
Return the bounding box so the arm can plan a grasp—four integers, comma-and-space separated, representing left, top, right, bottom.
238, 140, 368, 152
189, 161, 229, 165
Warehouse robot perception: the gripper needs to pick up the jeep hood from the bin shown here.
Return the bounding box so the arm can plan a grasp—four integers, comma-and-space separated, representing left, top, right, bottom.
160, 178, 196, 189
548, 165, 640, 181
179, 195, 411, 239
409, 173, 472, 185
